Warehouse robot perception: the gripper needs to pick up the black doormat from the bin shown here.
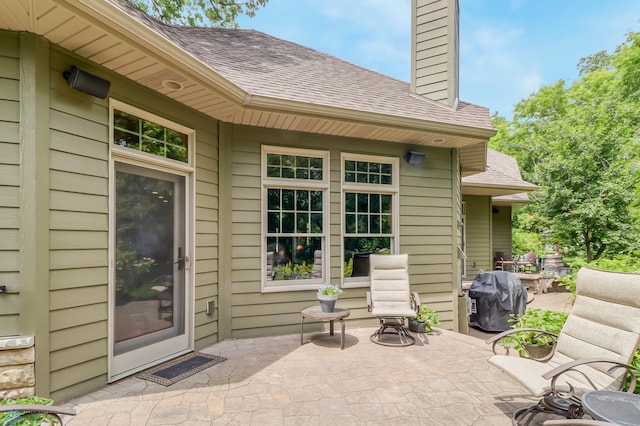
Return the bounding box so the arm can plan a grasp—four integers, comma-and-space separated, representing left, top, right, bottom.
135, 352, 226, 386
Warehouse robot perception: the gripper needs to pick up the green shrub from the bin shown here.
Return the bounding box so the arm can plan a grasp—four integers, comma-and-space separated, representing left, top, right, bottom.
0, 396, 59, 425
556, 274, 576, 298
557, 255, 640, 302
512, 230, 545, 256
503, 308, 568, 352
563, 255, 640, 274
343, 257, 353, 278
273, 261, 312, 280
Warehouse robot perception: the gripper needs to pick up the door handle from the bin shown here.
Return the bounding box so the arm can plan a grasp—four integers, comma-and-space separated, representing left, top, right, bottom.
175, 247, 184, 270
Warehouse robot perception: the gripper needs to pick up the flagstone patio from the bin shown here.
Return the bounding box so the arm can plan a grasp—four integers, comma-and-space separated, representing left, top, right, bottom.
59, 326, 560, 425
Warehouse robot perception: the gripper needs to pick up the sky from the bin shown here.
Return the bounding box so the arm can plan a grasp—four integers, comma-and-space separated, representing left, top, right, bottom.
236, 0, 640, 119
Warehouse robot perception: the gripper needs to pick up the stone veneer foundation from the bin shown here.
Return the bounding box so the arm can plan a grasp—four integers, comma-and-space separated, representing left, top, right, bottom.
0, 336, 35, 400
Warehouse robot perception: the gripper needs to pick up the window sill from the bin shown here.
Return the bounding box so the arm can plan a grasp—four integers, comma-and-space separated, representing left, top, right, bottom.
262, 279, 324, 293
341, 277, 370, 289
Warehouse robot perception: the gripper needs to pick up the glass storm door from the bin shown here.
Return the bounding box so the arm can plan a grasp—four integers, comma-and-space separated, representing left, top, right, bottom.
111, 162, 189, 379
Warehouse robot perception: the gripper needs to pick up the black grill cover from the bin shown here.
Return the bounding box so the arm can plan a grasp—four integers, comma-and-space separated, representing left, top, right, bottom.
468, 271, 528, 332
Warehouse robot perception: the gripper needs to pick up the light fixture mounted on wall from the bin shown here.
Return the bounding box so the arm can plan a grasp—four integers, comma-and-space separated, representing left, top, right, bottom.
403, 151, 426, 165
63, 66, 111, 99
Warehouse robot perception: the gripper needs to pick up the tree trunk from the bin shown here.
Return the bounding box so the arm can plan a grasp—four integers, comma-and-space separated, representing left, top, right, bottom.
584, 232, 593, 262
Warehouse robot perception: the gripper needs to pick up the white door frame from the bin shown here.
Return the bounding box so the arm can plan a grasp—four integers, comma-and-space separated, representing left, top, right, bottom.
109, 161, 194, 381
107, 100, 195, 382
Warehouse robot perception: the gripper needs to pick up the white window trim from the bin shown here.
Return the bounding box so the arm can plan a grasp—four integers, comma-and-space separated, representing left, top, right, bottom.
107, 99, 196, 380
110, 99, 195, 170
341, 153, 400, 288
261, 145, 330, 293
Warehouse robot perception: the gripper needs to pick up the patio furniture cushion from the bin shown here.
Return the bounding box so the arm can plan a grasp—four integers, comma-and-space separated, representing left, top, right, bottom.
488, 267, 640, 397
369, 254, 416, 318
490, 352, 625, 396
368, 254, 419, 346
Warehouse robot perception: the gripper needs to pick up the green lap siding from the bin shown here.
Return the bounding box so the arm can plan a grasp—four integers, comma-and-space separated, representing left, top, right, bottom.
227, 127, 457, 336
46, 48, 220, 400
193, 126, 219, 348
462, 195, 492, 277
48, 49, 110, 400
400, 148, 456, 329
0, 38, 221, 400
492, 205, 513, 257
0, 32, 21, 336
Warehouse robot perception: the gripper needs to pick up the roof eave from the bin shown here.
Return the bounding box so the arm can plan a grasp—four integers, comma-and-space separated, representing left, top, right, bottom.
461, 182, 538, 197
63, 0, 495, 146
68, 0, 249, 102
492, 197, 531, 207
246, 94, 496, 143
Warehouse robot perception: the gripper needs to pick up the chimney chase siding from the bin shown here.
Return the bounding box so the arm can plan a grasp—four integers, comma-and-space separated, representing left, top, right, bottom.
411, 0, 460, 109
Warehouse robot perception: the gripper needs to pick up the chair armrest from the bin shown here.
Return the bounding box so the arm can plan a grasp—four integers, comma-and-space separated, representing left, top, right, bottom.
411, 292, 420, 313
0, 405, 76, 415
366, 291, 372, 312
0, 404, 76, 423
485, 327, 558, 359
542, 357, 640, 395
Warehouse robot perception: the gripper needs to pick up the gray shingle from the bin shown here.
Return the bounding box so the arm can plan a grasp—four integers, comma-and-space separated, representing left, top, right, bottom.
462, 149, 537, 192
108, 0, 492, 131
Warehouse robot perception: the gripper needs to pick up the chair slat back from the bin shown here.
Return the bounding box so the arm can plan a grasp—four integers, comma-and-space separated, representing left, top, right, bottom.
370, 254, 411, 312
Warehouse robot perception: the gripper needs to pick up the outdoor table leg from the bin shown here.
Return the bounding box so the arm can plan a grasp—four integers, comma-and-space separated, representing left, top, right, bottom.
299, 306, 350, 350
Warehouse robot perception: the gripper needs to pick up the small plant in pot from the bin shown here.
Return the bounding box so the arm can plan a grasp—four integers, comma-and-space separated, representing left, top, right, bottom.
503, 308, 568, 359
408, 304, 440, 333
317, 284, 343, 312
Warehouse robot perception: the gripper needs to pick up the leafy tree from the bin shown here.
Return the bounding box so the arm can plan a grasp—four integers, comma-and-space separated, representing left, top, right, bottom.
577, 50, 610, 76
491, 32, 640, 262
133, 0, 268, 27
614, 32, 640, 101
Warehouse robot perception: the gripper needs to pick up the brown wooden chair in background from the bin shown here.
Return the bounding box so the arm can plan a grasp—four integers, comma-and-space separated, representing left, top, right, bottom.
494, 251, 515, 271
519, 252, 538, 273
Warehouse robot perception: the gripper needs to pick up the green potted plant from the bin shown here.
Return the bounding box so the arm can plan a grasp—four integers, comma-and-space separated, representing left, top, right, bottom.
317, 284, 343, 312
408, 304, 439, 333
503, 308, 568, 359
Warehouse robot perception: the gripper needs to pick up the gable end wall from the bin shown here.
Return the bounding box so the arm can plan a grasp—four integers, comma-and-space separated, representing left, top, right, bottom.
227, 127, 458, 336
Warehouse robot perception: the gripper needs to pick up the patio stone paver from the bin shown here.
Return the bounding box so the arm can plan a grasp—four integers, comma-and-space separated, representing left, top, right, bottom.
60, 327, 552, 425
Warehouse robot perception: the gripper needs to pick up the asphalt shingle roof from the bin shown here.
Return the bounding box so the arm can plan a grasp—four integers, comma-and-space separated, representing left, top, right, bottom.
109, 0, 493, 132
462, 149, 537, 200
